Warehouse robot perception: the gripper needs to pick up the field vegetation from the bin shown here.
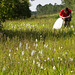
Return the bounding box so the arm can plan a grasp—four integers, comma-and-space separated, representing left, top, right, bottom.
0, 13, 75, 75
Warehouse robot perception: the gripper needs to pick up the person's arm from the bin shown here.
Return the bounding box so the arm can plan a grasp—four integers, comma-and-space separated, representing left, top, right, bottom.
66, 14, 71, 18
60, 15, 66, 20
60, 15, 65, 18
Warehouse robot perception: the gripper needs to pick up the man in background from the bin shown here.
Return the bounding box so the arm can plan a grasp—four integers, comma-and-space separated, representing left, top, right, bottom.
60, 8, 71, 27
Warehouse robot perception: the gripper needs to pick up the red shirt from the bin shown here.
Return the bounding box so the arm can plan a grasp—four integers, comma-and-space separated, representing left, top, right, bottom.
60, 9, 71, 17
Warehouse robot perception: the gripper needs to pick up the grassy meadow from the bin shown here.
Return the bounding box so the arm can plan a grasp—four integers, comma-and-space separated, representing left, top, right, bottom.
0, 13, 75, 75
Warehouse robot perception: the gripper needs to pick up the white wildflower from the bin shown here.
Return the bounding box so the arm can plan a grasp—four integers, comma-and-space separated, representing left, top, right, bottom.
60, 58, 62, 61
2, 67, 5, 71
54, 48, 56, 51
59, 47, 60, 50
18, 62, 20, 63
14, 53, 16, 55
22, 51, 24, 55
40, 35, 42, 37
61, 47, 63, 49
53, 66, 56, 70
41, 65, 43, 69
58, 57, 60, 59
35, 39, 38, 42
9, 49, 11, 52
29, 46, 30, 49
71, 70, 73, 73
62, 53, 65, 56
37, 55, 39, 59
9, 53, 11, 57
19, 42, 22, 48
44, 68, 46, 70
47, 57, 50, 60
26, 43, 28, 49
44, 44, 48, 48
44, 60, 46, 62
33, 60, 35, 65
60, 73, 62, 75
35, 43, 38, 48
65, 52, 67, 55
38, 63, 40, 67
12, 26, 13, 28
71, 25, 73, 28
36, 62, 40, 67
36, 62, 39, 64
23, 58, 25, 61
16, 47, 18, 51
52, 58, 54, 61
43, 24, 44, 26
31, 50, 36, 56
69, 58, 73, 61
21, 24, 22, 26
39, 50, 43, 55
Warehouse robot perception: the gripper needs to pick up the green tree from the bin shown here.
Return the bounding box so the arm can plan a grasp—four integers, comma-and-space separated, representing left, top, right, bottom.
0, 0, 31, 31
61, 0, 75, 10
36, 4, 42, 14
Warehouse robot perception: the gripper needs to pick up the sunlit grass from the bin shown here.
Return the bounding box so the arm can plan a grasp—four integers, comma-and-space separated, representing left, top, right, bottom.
0, 13, 75, 75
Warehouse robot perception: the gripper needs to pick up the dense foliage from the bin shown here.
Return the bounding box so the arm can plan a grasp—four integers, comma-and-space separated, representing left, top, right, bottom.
36, 3, 64, 15
61, 0, 75, 10
0, 0, 31, 22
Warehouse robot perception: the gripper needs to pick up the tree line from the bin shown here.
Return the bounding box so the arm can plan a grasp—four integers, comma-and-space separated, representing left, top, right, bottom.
32, 0, 75, 15
36, 3, 64, 15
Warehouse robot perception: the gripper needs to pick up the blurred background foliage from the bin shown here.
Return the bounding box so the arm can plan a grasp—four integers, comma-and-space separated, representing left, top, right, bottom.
0, 0, 31, 22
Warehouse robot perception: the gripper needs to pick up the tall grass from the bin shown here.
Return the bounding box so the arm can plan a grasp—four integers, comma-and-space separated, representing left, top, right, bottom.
0, 13, 75, 75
